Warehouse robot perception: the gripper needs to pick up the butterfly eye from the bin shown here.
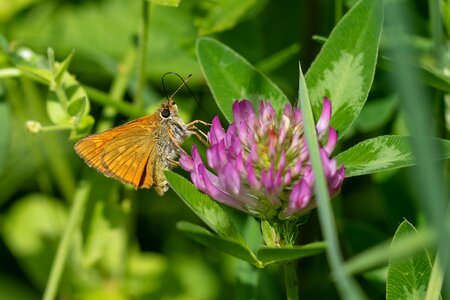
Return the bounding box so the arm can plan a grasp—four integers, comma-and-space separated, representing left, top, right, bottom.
161, 108, 170, 118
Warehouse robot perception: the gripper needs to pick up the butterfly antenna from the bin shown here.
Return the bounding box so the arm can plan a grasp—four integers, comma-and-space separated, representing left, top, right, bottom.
161, 72, 208, 116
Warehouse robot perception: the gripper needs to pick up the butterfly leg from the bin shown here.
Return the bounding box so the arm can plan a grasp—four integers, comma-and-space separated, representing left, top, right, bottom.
167, 158, 179, 167
190, 128, 209, 146
186, 119, 211, 128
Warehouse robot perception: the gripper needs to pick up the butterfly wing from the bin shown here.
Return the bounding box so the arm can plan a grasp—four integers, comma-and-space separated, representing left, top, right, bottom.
74, 115, 160, 188
100, 125, 161, 188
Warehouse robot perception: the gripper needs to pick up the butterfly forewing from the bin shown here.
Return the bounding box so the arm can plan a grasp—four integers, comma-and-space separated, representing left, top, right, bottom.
74, 115, 159, 188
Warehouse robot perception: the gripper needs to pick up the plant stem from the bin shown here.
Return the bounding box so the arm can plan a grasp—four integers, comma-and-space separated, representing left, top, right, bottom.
284, 260, 299, 300
264, 220, 300, 299
97, 44, 137, 132
298, 63, 365, 299
83, 85, 142, 118
22, 79, 77, 200
387, 3, 450, 296
425, 251, 445, 300
428, 0, 443, 64
135, 0, 151, 107
43, 182, 91, 300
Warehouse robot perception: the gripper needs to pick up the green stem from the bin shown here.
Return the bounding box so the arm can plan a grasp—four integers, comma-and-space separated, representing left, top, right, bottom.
54, 85, 69, 108
135, 0, 151, 107
0, 67, 21, 78
39, 124, 72, 132
284, 261, 299, 300
425, 252, 445, 300
5, 79, 54, 194
262, 220, 300, 299
298, 63, 365, 299
84, 85, 142, 118
428, 0, 443, 64
387, 3, 450, 296
97, 44, 137, 132
43, 182, 91, 300
22, 79, 76, 200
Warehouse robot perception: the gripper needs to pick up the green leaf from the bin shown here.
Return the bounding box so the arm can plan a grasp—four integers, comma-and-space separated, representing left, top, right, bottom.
196, 37, 288, 123
0, 102, 11, 175
257, 242, 326, 266
54, 50, 75, 86
257, 43, 301, 74
150, 0, 181, 7
17, 64, 52, 84
0, 273, 39, 300
305, 0, 383, 135
336, 136, 450, 177
1, 194, 67, 288
177, 221, 260, 266
379, 56, 450, 94
353, 95, 397, 132
70, 115, 94, 139
386, 220, 433, 300
61, 75, 90, 114
12, 2, 200, 82
82, 182, 127, 274
299, 60, 364, 298
344, 227, 435, 276
196, 0, 259, 35
67, 97, 87, 117
0, 33, 8, 51
46, 100, 69, 125
166, 171, 246, 245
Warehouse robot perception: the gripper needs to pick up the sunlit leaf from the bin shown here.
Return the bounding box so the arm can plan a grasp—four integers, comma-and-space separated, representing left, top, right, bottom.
306, 0, 383, 135
336, 136, 450, 177
386, 220, 433, 300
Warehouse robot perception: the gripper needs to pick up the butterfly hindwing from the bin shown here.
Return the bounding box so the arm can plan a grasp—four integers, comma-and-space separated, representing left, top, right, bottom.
101, 125, 159, 188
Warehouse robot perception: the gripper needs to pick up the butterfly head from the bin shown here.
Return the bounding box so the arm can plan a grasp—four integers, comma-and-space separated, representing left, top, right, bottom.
160, 98, 179, 121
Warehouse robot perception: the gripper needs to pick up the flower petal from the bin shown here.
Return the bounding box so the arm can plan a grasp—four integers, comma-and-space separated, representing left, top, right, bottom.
316, 97, 331, 140
289, 180, 312, 210
323, 127, 338, 155
220, 163, 241, 195
246, 160, 260, 189
179, 151, 194, 172
207, 140, 228, 171
233, 99, 256, 130
208, 116, 225, 145
198, 164, 243, 209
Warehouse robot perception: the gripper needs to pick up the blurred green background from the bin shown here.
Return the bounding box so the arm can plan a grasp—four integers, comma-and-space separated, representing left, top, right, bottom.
0, 0, 448, 299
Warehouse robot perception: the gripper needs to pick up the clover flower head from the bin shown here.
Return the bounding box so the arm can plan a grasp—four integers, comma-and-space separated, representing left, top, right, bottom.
180, 97, 345, 220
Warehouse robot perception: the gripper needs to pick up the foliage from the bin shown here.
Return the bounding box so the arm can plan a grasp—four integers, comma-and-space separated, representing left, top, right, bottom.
0, 0, 449, 299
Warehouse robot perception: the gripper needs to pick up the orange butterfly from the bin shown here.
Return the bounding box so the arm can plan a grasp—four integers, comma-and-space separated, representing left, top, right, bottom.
74, 74, 207, 195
